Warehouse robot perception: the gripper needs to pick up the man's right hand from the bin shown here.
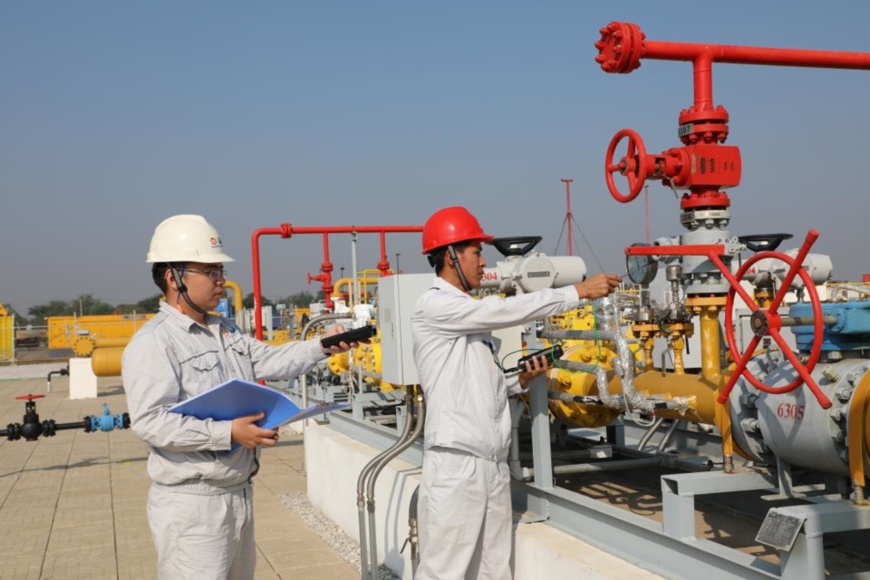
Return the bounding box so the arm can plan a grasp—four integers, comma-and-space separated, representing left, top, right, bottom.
231, 412, 279, 449
574, 273, 622, 300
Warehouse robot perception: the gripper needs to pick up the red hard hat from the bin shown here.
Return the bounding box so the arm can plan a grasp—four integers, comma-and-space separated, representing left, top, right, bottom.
421, 206, 494, 254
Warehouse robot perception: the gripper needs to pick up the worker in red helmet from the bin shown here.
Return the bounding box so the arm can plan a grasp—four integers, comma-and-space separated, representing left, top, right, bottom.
411, 206, 622, 579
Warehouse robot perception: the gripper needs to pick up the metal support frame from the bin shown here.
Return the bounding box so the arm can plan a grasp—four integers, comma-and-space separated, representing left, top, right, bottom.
325, 383, 870, 579
774, 501, 870, 579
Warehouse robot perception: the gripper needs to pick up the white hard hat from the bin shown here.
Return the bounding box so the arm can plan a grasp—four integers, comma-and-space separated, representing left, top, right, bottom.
146, 214, 235, 263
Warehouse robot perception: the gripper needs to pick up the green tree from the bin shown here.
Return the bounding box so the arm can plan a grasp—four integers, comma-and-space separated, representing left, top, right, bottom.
29, 300, 73, 324
280, 291, 318, 308
136, 294, 164, 313
242, 293, 274, 309
28, 294, 117, 323
116, 294, 163, 314
74, 294, 115, 316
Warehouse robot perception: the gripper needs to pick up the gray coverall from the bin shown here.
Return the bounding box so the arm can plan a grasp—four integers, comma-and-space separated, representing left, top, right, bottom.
123, 301, 326, 579
411, 277, 581, 580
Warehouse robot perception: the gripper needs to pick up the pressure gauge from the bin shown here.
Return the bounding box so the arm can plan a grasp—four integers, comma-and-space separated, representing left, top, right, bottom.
626, 244, 658, 285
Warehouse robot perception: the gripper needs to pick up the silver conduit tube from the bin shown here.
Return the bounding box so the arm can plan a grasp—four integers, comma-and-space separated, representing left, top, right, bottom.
636, 417, 666, 451
554, 442, 712, 474
614, 443, 712, 472
655, 420, 680, 454
366, 390, 425, 579
543, 329, 624, 342
299, 312, 352, 414
407, 484, 420, 578
357, 387, 414, 580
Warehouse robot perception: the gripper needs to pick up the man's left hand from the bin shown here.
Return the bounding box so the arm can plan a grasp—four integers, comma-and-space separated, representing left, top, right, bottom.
518, 354, 553, 388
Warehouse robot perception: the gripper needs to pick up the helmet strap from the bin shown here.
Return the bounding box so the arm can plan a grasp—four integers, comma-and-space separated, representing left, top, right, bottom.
169, 264, 209, 316
448, 244, 472, 293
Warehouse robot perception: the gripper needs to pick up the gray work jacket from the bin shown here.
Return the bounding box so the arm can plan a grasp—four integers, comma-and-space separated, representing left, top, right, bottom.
122, 301, 325, 493
411, 277, 581, 462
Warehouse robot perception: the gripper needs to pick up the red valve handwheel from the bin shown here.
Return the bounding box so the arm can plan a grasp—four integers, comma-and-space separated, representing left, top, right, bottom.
605, 128, 648, 203
16, 394, 45, 400
717, 233, 831, 408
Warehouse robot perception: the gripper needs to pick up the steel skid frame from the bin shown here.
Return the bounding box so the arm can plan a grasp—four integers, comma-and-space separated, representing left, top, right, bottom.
516, 375, 870, 580
319, 373, 870, 579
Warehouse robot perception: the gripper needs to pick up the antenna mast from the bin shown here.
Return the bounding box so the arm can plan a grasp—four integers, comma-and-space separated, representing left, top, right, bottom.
561, 178, 574, 256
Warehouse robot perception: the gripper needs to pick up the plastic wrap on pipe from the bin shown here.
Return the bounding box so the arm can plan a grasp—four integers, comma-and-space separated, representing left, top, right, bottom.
597, 297, 656, 414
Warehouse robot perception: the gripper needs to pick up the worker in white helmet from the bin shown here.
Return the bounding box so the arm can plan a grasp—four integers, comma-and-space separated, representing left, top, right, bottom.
411, 206, 622, 579
122, 214, 362, 580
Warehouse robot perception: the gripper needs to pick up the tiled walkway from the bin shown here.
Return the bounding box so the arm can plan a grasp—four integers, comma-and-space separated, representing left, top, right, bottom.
0, 374, 357, 580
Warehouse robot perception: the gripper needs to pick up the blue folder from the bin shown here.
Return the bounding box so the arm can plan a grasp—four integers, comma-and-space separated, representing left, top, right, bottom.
168, 379, 348, 449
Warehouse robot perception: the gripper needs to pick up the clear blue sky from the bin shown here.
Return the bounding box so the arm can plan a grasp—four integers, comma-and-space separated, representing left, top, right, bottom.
2, 1, 868, 316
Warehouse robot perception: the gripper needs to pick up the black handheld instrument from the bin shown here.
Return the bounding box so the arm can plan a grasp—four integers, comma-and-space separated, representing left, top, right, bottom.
320, 325, 377, 349
507, 344, 564, 373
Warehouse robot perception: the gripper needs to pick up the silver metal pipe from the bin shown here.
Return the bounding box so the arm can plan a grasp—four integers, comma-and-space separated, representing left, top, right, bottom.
612, 444, 713, 472
357, 386, 415, 580
655, 420, 680, 454
352, 232, 359, 308
636, 417, 665, 452
554, 457, 662, 474
541, 329, 623, 342
300, 312, 352, 419
367, 392, 425, 578
408, 484, 420, 577
352, 362, 383, 381
553, 452, 711, 474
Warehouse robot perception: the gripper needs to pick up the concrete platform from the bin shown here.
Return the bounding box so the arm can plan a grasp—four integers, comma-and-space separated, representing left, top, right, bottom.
306, 424, 664, 580
0, 374, 358, 580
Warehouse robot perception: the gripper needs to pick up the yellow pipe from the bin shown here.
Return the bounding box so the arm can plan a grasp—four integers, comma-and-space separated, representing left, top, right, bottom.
642, 337, 655, 372
847, 371, 870, 498
72, 335, 131, 357
331, 276, 379, 298
223, 280, 244, 315
550, 366, 720, 425
92, 346, 125, 377
699, 306, 723, 384
331, 273, 393, 307
671, 335, 686, 375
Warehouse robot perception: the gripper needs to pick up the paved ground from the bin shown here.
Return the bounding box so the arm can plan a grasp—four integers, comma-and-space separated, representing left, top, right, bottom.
0, 374, 358, 580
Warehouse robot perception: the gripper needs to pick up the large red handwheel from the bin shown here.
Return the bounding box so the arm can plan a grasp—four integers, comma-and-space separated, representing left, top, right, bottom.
605, 128, 648, 203
717, 233, 831, 408
16, 394, 45, 401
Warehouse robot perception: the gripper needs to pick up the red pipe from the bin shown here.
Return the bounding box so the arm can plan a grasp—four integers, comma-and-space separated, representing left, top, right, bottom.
597, 21, 870, 132
597, 22, 870, 74
251, 224, 423, 340
598, 22, 870, 206
377, 231, 390, 276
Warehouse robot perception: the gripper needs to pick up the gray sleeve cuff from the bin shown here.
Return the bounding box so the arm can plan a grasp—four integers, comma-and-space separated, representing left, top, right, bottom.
213, 420, 234, 450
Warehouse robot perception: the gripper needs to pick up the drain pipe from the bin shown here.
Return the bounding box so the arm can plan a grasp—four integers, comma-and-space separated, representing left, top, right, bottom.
655, 420, 680, 454
366, 390, 425, 579
407, 484, 420, 577
358, 386, 415, 580
636, 417, 666, 451
46, 365, 69, 394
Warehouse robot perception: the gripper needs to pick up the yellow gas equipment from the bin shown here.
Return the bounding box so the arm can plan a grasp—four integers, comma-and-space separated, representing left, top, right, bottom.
326, 336, 400, 393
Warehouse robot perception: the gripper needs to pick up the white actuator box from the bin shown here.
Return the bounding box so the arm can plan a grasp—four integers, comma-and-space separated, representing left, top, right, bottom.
379, 273, 433, 385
